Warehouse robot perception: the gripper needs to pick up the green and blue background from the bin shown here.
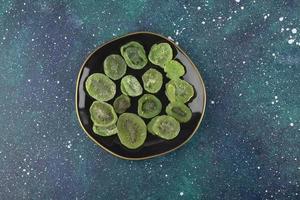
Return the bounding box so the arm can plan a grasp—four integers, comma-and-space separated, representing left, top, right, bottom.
0, 0, 299, 199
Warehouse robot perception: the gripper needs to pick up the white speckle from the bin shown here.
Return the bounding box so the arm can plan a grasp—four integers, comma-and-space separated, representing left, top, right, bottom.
168, 36, 174, 41
279, 17, 284, 21
242, 61, 246, 64
271, 101, 274, 105
281, 28, 284, 32
201, 21, 205, 24
272, 53, 276, 57
235, 0, 240, 2
239, 93, 242, 97
257, 166, 261, 169
197, 6, 201, 10
288, 39, 295, 44
286, 28, 290, 31
290, 123, 294, 127
275, 96, 278, 99
165, 174, 168, 177
292, 28, 297, 34
31, 38, 35, 41
57, 80, 60, 84
27, 79, 31, 82
241, 6, 244, 10
175, 30, 179, 35
211, 100, 215, 104
64, 36, 67, 39
180, 192, 184, 196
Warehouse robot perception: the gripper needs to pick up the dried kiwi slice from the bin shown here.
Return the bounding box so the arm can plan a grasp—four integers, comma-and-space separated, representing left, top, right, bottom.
151, 115, 180, 140
142, 68, 163, 93
93, 124, 118, 136
138, 94, 162, 119
120, 75, 143, 97
117, 113, 147, 149
89, 101, 117, 127
164, 60, 185, 79
166, 102, 192, 123
148, 43, 173, 67
120, 41, 147, 69
165, 79, 194, 103
147, 116, 159, 135
113, 94, 131, 114
104, 54, 127, 80
85, 73, 116, 101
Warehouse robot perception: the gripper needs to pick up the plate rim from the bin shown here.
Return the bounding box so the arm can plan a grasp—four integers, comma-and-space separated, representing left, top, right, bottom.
75, 31, 207, 160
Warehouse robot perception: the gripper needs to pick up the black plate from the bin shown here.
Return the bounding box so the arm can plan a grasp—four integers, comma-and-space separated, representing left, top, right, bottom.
75, 32, 206, 160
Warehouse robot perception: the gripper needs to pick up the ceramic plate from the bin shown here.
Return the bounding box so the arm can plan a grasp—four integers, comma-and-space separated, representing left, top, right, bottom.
75, 32, 206, 160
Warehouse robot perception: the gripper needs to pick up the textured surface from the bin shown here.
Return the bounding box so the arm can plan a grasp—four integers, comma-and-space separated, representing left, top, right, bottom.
0, 0, 299, 199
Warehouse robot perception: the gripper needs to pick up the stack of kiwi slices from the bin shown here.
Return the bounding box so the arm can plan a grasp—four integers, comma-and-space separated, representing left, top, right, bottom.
85, 41, 194, 149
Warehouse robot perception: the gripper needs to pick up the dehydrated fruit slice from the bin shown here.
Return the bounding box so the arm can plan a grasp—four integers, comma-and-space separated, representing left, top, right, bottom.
151, 115, 180, 140
104, 54, 127, 80
165, 79, 194, 103
93, 124, 118, 136
120, 41, 147, 69
89, 101, 117, 127
147, 116, 159, 135
120, 75, 143, 97
166, 102, 192, 123
138, 94, 162, 119
117, 113, 147, 149
164, 60, 185, 79
142, 68, 163, 93
113, 94, 131, 114
148, 43, 173, 67
85, 73, 116, 101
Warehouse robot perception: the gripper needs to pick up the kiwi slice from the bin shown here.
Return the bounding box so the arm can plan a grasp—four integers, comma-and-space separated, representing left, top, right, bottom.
93, 124, 118, 136
120, 75, 143, 97
104, 54, 127, 80
138, 94, 162, 119
148, 43, 173, 67
165, 79, 194, 103
117, 113, 147, 149
89, 101, 117, 127
151, 115, 180, 140
147, 116, 159, 135
120, 41, 147, 69
113, 94, 131, 114
85, 73, 116, 101
166, 102, 192, 123
142, 68, 163, 93
164, 60, 185, 79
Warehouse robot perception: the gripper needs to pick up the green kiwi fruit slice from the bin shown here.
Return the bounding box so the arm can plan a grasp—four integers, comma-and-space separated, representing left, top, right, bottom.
117, 113, 147, 149
104, 54, 127, 80
166, 102, 192, 123
85, 73, 116, 101
142, 68, 163, 93
138, 94, 162, 119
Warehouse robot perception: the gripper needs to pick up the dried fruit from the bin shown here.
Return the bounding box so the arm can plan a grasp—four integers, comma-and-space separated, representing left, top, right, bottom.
120, 41, 147, 69
104, 54, 127, 80
120, 75, 143, 97
113, 94, 131, 114
85, 73, 116, 101
166, 102, 192, 123
138, 94, 162, 119
89, 101, 117, 127
117, 113, 147, 149
142, 68, 163, 93
148, 43, 173, 67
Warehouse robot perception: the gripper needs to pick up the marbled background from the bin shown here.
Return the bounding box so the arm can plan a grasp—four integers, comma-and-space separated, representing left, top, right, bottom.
0, 0, 299, 199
